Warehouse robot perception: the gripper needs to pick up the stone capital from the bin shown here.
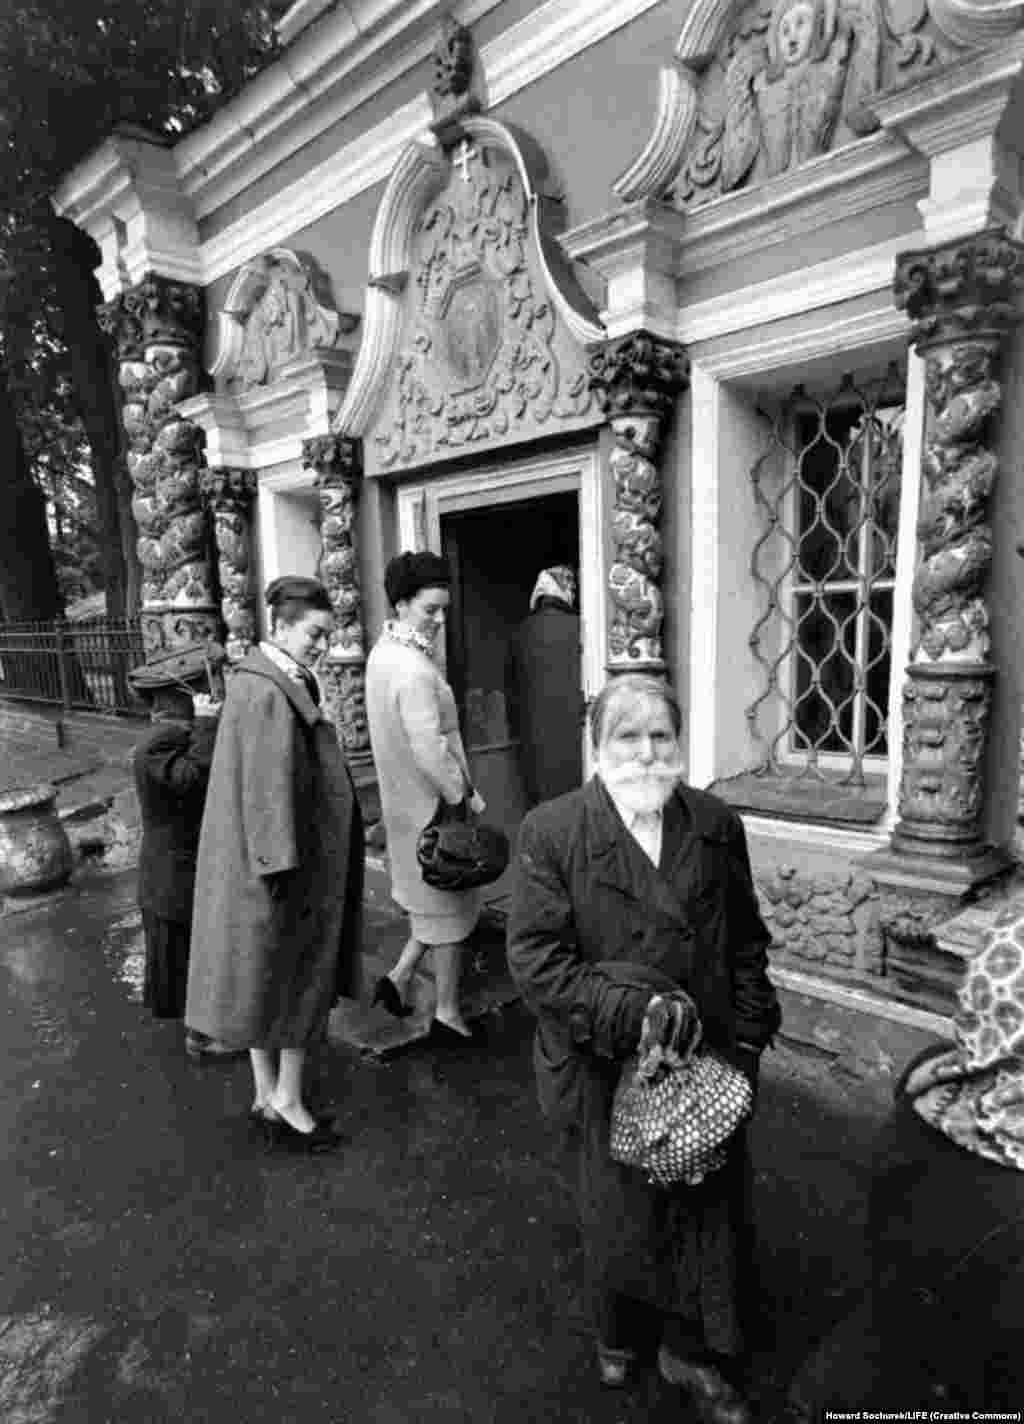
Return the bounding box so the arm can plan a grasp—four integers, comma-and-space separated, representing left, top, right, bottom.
893, 228, 1024, 348
200, 467, 258, 510
101, 273, 204, 356
302, 434, 362, 485
588, 330, 690, 422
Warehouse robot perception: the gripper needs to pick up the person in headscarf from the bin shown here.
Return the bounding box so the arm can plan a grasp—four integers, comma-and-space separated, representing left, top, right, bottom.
185, 577, 365, 1153
788, 909, 1024, 1416
365, 551, 485, 1044
129, 639, 237, 1061
512, 564, 584, 807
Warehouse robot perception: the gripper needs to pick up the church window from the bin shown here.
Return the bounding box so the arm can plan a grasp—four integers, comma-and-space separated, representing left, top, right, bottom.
748, 365, 905, 789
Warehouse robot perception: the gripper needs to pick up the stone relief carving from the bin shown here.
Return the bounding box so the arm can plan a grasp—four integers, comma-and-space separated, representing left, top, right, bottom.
679, 0, 951, 205
212, 250, 358, 395
614, 0, 1021, 205
430, 11, 478, 133
373, 143, 594, 470
200, 468, 258, 662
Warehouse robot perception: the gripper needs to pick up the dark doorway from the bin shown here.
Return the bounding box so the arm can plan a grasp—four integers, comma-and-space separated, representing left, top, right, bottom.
441, 490, 580, 876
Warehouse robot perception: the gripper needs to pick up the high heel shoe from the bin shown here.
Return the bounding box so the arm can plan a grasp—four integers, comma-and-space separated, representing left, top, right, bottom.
372, 976, 413, 1019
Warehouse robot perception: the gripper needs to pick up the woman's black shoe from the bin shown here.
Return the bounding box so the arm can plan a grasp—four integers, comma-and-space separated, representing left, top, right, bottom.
262, 1116, 345, 1153
372, 976, 413, 1019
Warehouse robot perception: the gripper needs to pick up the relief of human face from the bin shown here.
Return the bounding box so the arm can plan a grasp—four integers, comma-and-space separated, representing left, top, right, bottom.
273, 608, 334, 668
779, 1, 815, 65
397, 586, 450, 644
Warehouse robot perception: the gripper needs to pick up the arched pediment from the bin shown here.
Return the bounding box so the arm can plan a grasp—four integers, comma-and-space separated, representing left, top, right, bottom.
211, 248, 359, 393
333, 117, 605, 473
615, 0, 1024, 206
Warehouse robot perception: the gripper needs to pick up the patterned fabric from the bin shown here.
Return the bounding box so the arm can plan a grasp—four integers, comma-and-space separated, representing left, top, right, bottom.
380, 618, 437, 660
610, 993, 754, 1187
529, 565, 577, 611
259, 640, 322, 705
906, 909, 1024, 1171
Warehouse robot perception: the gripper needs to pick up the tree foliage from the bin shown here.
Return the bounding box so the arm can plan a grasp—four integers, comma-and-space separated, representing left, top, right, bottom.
0, 0, 283, 621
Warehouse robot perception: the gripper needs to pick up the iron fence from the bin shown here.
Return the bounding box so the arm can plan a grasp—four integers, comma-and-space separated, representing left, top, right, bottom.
0, 617, 147, 716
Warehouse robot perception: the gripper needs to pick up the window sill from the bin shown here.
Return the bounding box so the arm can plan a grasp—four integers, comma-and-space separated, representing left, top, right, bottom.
708, 770, 887, 828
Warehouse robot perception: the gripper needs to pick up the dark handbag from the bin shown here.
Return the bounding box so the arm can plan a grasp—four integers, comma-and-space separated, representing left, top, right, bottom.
609, 994, 754, 1188
416, 797, 510, 892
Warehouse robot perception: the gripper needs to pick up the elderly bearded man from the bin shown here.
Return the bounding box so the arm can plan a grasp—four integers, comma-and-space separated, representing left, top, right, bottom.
507, 674, 780, 1424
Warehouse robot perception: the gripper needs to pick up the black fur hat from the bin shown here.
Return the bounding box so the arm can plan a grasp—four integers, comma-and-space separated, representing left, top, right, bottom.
384, 552, 451, 607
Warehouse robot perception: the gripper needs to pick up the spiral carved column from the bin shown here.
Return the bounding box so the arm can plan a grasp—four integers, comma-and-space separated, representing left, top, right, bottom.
302, 435, 370, 765
200, 468, 259, 662
588, 332, 689, 675
888, 230, 1024, 865
99, 276, 219, 654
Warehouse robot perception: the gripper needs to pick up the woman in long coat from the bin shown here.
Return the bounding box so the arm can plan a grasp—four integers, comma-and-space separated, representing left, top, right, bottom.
186, 577, 364, 1152
507, 674, 780, 1423
365, 551, 482, 1043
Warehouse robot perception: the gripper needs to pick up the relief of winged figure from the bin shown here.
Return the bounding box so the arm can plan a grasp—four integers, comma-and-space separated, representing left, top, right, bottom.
721, 0, 881, 192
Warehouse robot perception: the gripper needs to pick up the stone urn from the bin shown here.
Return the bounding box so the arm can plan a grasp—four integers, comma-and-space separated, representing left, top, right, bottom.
0, 784, 74, 897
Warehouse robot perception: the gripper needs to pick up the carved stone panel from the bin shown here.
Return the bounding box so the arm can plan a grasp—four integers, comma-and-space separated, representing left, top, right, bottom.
365, 142, 597, 475
677, 0, 958, 207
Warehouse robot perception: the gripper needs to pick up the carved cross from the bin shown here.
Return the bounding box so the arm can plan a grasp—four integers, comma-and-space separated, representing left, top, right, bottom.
452, 139, 476, 182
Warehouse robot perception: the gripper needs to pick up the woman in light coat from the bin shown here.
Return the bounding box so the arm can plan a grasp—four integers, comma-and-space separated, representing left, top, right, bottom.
365, 551, 482, 1043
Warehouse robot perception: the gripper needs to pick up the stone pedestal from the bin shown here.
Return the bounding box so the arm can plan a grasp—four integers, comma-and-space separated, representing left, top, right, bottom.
588, 331, 689, 675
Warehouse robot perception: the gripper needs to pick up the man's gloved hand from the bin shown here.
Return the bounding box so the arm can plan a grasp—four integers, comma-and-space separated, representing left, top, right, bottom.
265, 870, 294, 903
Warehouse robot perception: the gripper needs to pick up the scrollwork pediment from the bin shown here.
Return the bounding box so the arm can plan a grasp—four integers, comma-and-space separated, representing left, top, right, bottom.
366, 139, 600, 472
211, 249, 359, 394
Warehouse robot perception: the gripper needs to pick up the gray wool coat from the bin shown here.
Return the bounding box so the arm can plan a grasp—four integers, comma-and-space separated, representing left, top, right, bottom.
185, 649, 364, 1050
507, 776, 781, 1354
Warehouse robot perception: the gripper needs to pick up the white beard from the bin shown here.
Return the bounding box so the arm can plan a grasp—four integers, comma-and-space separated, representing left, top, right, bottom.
597, 757, 682, 816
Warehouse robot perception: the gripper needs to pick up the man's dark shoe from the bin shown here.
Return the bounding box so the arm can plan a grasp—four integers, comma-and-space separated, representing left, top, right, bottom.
657, 1347, 752, 1424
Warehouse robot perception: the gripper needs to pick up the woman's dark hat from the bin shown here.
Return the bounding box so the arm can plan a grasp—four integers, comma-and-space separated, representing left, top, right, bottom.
384, 551, 451, 607
264, 576, 331, 608
128, 640, 226, 693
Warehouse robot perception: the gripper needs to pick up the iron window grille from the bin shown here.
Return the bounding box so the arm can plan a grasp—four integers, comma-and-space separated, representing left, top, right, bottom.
748, 366, 905, 788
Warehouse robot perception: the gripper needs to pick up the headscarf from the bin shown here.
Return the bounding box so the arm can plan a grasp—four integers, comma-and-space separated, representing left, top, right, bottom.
529, 565, 577, 612
905, 909, 1024, 1170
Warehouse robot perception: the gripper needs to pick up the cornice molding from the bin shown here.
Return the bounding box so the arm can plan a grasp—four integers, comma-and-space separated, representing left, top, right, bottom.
53, 0, 665, 297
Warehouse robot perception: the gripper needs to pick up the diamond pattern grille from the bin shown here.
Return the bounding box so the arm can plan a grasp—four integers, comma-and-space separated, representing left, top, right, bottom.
747, 369, 904, 786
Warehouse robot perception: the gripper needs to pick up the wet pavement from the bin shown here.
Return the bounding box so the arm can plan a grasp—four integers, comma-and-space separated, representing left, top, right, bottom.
0, 868, 893, 1423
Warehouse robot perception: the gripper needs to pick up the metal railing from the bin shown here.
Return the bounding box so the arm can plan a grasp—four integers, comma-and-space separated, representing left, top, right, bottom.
0, 617, 147, 716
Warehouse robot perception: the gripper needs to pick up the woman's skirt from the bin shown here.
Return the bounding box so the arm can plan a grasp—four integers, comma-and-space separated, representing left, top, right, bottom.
409, 895, 479, 946
142, 911, 191, 1019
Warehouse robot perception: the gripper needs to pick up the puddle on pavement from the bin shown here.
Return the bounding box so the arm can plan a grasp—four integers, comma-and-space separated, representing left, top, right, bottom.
98, 912, 146, 1003
0, 1305, 106, 1422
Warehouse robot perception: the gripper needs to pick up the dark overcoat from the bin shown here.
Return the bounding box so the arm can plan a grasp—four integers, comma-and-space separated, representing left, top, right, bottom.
506, 775, 781, 1354
185, 649, 364, 1050
513, 601, 583, 805
134, 716, 217, 924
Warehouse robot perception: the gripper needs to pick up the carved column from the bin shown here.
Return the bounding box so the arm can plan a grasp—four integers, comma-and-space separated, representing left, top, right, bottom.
588, 332, 689, 675
302, 435, 370, 765
888, 230, 1024, 869
199, 468, 259, 662
100, 276, 219, 653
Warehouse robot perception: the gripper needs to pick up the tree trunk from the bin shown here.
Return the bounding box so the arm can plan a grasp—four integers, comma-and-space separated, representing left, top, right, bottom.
48, 215, 140, 617
0, 364, 61, 624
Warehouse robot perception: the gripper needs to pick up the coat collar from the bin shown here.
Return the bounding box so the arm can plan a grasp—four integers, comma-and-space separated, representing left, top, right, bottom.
233, 647, 322, 728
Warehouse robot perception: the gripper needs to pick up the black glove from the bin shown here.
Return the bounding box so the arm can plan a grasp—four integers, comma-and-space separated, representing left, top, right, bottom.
265, 870, 294, 903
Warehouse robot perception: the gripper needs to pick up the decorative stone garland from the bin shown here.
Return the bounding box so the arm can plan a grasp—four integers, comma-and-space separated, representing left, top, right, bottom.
199, 468, 259, 662
588, 332, 689, 674
99, 276, 219, 654
889, 229, 1024, 859
302, 435, 370, 761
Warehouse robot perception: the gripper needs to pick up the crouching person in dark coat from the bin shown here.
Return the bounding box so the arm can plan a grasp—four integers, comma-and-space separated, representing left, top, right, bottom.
507, 674, 781, 1423
186, 577, 365, 1154
129, 639, 237, 1061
